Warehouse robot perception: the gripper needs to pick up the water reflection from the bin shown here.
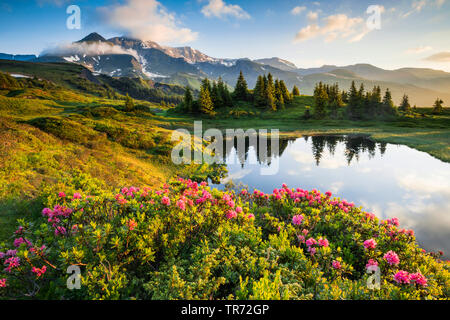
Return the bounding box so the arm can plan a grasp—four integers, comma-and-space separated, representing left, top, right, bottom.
216, 135, 450, 258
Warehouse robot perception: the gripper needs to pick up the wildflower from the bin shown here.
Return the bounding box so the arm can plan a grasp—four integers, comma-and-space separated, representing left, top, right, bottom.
318, 238, 329, 247
4, 257, 20, 272
410, 272, 427, 287
72, 193, 82, 200
54, 226, 67, 236
366, 259, 378, 269
0, 252, 4, 259
6, 250, 16, 257
226, 210, 237, 219
235, 206, 243, 214
306, 238, 317, 247
363, 239, 377, 250
325, 191, 332, 197
31, 265, 47, 278
393, 270, 410, 284
247, 213, 255, 219
384, 250, 400, 266
332, 260, 342, 270
14, 238, 27, 248
127, 219, 138, 231
292, 215, 304, 225
176, 199, 186, 211
0, 278, 6, 287
58, 192, 66, 198
307, 246, 317, 256
161, 196, 171, 206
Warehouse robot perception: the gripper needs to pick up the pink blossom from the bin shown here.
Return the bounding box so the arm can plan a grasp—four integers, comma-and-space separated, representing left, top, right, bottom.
58, 192, 66, 198
226, 210, 237, 219
247, 214, 255, 219
307, 246, 316, 255
332, 260, 342, 270
72, 192, 82, 200
176, 199, 186, 210
305, 238, 317, 247
384, 250, 400, 266
235, 206, 243, 214
393, 270, 410, 284
0, 278, 6, 288
4, 257, 20, 272
127, 219, 137, 231
410, 272, 427, 287
366, 259, 378, 269
161, 196, 171, 206
363, 239, 377, 250
31, 265, 47, 278
318, 238, 329, 247
292, 215, 304, 226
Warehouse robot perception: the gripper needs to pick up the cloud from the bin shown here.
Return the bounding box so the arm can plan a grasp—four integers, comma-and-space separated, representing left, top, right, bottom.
402, 0, 428, 18
436, 0, 446, 7
405, 46, 433, 54
201, 0, 250, 19
423, 52, 450, 62
291, 6, 306, 15
40, 42, 140, 60
37, 0, 71, 6
294, 13, 366, 43
98, 0, 198, 44
307, 11, 319, 23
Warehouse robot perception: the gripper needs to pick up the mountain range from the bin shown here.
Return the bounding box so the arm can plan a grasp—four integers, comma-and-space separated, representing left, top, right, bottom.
2, 32, 450, 107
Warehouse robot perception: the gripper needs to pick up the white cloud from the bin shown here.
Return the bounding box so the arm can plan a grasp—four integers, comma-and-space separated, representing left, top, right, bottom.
424, 52, 450, 62
99, 0, 198, 45
291, 6, 306, 15
294, 13, 366, 43
40, 42, 140, 60
307, 11, 319, 23
201, 0, 250, 19
402, 0, 428, 18
436, 0, 446, 7
405, 46, 433, 54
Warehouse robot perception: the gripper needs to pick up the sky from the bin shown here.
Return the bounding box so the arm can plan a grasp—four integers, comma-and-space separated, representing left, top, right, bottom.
1, 0, 450, 71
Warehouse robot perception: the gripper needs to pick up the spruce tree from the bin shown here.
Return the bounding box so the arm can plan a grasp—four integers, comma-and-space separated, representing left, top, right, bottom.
382, 88, 395, 115
211, 81, 223, 109
313, 82, 328, 119
183, 86, 193, 112
292, 85, 300, 96
432, 98, 444, 114
199, 85, 214, 116
347, 81, 360, 118
264, 74, 276, 110
279, 80, 292, 103
399, 94, 411, 114
253, 75, 266, 108
234, 71, 248, 101
217, 77, 233, 108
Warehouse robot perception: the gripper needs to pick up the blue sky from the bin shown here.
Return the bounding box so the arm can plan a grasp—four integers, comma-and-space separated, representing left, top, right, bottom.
1, 0, 450, 70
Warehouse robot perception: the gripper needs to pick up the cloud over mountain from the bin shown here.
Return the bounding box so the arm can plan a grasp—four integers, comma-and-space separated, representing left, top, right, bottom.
98, 0, 198, 45
424, 52, 450, 62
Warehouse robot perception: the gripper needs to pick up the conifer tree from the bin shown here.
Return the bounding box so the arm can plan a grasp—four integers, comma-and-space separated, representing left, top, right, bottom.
183, 86, 193, 112
211, 81, 223, 109
292, 85, 300, 96
264, 73, 275, 111
382, 88, 396, 115
313, 82, 328, 119
347, 81, 360, 118
217, 77, 233, 107
199, 85, 214, 116
279, 80, 292, 103
432, 98, 444, 114
253, 75, 266, 108
399, 94, 411, 114
234, 71, 248, 101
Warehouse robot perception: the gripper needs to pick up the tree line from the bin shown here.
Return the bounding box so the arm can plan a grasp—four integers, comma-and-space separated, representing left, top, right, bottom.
312, 80, 445, 119
181, 71, 300, 116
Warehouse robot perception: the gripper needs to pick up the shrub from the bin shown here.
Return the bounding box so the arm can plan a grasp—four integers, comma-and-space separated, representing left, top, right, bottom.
0, 180, 448, 300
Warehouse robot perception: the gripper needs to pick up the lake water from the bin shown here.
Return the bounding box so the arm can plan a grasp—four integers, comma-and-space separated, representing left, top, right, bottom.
215, 135, 450, 257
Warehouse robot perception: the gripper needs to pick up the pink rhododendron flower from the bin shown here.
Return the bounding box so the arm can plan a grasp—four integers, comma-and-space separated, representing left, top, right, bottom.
226, 210, 237, 219
292, 215, 304, 225
384, 250, 400, 265
332, 260, 342, 270
127, 219, 138, 231
247, 214, 255, 219
318, 238, 329, 247
366, 259, 378, 269
0, 278, 6, 287
306, 238, 317, 247
176, 199, 186, 210
236, 207, 243, 214
363, 239, 377, 250
72, 193, 82, 200
307, 246, 316, 255
31, 265, 47, 278
161, 196, 171, 206
410, 272, 427, 287
4, 257, 20, 272
393, 270, 410, 284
